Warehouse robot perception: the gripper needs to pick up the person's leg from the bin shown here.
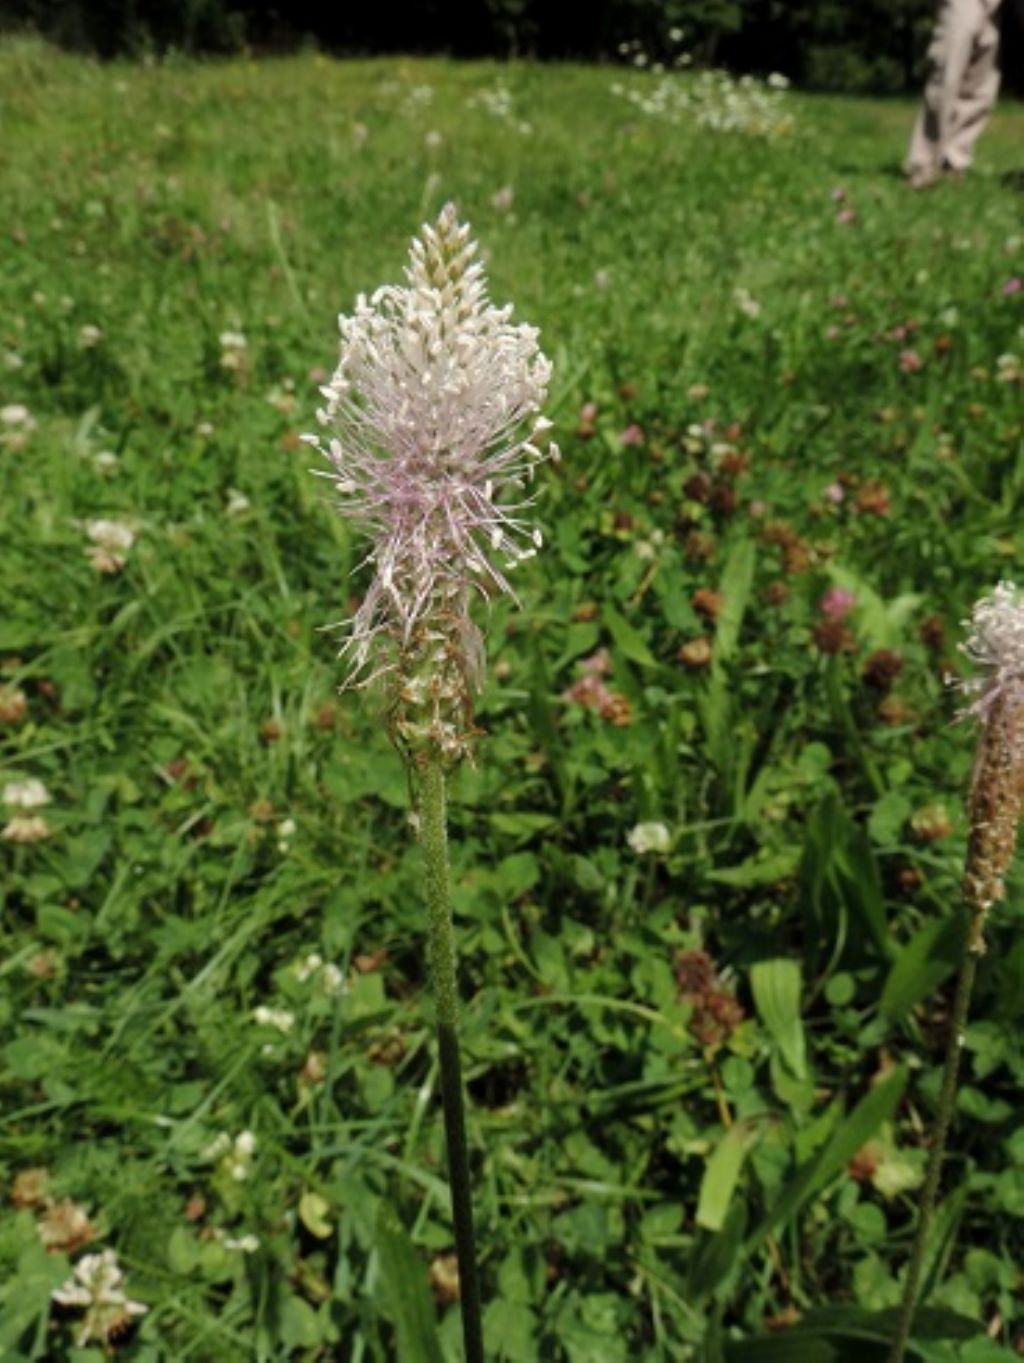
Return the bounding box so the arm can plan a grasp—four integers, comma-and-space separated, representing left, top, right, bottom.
906, 0, 983, 182
944, 3, 1001, 170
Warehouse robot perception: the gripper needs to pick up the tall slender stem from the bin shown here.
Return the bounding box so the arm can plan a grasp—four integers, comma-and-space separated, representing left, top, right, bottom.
887, 915, 984, 1363
420, 758, 485, 1363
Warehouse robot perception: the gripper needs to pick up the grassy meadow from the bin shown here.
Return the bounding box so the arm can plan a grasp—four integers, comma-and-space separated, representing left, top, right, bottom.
1, 35, 1024, 1362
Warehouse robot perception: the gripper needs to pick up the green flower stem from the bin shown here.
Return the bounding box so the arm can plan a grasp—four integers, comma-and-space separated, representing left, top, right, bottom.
420, 758, 485, 1363
887, 912, 986, 1363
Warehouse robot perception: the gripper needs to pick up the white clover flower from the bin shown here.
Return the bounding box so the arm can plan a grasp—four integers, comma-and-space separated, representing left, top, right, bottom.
611, 67, 791, 137
3, 778, 52, 810
319, 962, 346, 997
2, 779, 54, 840
295, 951, 324, 982
226, 487, 251, 516
294, 951, 346, 996
734, 287, 761, 319
211, 1130, 257, 1181
1, 403, 35, 429
202, 1132, 231, 1161
996, 354, 1021, 383
219, 331, 248, 372
960, 581, 1024, 721
79, 324, 103, 348
490, 185, 515, 213
85, 519, 135, 574
93, 451, 119, 475
87, 520, 135, 551
627, 822, 671, 855
2, 814, 52, 844
305, 204, 555, 695
52, 1249, 147, 1346
252, 1005, 295, 1033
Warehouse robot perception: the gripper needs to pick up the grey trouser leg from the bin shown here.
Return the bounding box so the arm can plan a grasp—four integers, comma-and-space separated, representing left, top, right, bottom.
907, 0, 1001, 175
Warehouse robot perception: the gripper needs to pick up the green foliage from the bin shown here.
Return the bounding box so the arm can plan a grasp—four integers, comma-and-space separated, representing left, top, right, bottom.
1, 39, 1023, 1362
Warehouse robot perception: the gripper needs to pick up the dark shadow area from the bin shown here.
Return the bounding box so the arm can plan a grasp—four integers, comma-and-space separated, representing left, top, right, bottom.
3, 0, 1022, 97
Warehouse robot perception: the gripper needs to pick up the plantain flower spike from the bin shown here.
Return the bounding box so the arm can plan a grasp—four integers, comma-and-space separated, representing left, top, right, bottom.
305, 204, 555, 765
959, 581, 1024, 923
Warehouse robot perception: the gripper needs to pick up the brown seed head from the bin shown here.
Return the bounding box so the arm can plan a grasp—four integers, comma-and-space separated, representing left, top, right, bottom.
677, 636, 713, 669
691, 588, 725, 621
862, 649, 903, 691
812, 619, 855, 655
683, 530, 717, 563
0, 685, 28, 724
11, 1167, 51, 1210
964, 696, 1024, 914
38, 1199, 95, 1254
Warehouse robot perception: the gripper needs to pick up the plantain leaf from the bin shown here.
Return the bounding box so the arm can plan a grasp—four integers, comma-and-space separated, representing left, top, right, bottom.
749, 1066, 907, 1249
714, 539, 756, 663
880, 912, 968, 1024
603, 605, 657, 667
375, 1204, 445, 1363
751, 958, 807, 1079
696, 1120, 760, 1231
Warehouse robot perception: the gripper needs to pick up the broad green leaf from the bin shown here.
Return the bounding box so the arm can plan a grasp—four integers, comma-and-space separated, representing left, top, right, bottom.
826, 566, 922, 650
722, 1302, 982, 1363
495, 852, 540, 896
750, 958, 807, 1079
484, 1299, 539, 1362
279, 1295, 325, 1349
374, 1204, 445, 1363
696, 1120, 759, 1230
490, 811, 557, 838
603, 605, 657, 667
750, 1066, 907, 1248
167, 1225, 200, 1275
686, 1201, 748, 1303
880, 912, 967, 1024
916, 1188, 970, 1303
723, 1339, 844, 1363
708, 848, 800, 888
800, 794, 892, 964
699, 1313, 726, 1363
840, 824, 892, 958
714, 539, 756, 663
800, 1305, 980, 1342
867, 790, 911, 846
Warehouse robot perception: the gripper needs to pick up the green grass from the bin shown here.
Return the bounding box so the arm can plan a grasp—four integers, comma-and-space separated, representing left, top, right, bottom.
1, 35, 1024, 1362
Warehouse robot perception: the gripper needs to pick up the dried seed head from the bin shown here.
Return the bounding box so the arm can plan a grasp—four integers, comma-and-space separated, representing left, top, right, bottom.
960, 583, 1024, 915
963, 695, 1024, 913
